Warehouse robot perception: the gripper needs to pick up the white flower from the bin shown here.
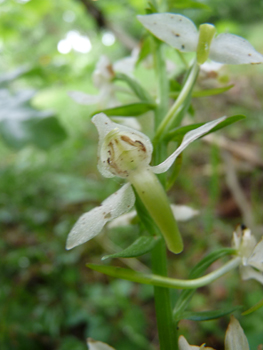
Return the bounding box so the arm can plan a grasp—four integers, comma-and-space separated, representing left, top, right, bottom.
108, 204, 199, 228
178, 316, 249, 350
69, 51, 138, 109
232, 225, 263, 284
137, 13, 263, 65
66, 113, 225, 253
87, 338, 115, 350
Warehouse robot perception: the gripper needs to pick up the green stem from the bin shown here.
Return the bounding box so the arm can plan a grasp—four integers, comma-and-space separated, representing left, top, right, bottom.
154, 60, 199, 142
87, 257, 241, 289
151, 238, 178, 350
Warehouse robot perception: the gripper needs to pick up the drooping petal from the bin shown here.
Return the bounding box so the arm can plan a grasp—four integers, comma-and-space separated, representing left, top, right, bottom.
137, 13, 198, 52
92, 113, 153, 179
66, 183, 135, 250
240, 265, 263, 284
224, 316, 250, 350
210, 33, 263, 64
68, 91, 101, 105
151, 116, 226, 174
178, 335, 215, 350
87, 338, 116, 350
248, 237, 263, 271
171, 204, 199, 221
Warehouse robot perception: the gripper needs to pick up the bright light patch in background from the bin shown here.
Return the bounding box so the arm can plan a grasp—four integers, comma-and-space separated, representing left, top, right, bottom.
102, 32, 115, 46
63, 10, 76, 23
57, 31, 92, 54
16, 0, 31, 3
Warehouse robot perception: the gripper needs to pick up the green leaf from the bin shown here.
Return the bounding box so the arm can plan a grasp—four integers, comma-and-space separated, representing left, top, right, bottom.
136, 36, 152, 67
169, 0, 210, 9
0, 89, 67, 149
102, 236, 160, 260
166, 115, 246, 142
114, 73, 154, 103
242, 297, 263, 316
170, 85, 234, 99
95, 102, 156, 117
173, 248, 237, 321
181, 306, 242, 322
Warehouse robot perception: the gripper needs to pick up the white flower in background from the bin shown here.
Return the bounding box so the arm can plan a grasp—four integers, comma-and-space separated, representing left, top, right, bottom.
87, 338, 115, 350
232, 225, 263, 284
108, 204, 199, 228
69, 50, 138, 109
66, 113, 225, 254
137, 13, 263, 65
178, 316, 249, 350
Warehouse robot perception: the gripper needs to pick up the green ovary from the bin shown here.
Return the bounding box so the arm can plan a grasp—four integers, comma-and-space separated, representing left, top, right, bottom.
129, 168, 183, 254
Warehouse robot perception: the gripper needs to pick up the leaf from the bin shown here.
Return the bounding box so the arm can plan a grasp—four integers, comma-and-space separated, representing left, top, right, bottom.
136, 36, 152, 67
170, 85, 234, 99
102, 236, 160, 260
173, 248, 237, 321
166, 115, 246, 142
242, 297, 263, 316
0, 89, 67, 149
95, 102, 156, 117
169, 0, 210, 10
181, 306, 242, 322
114, 73, 154, 103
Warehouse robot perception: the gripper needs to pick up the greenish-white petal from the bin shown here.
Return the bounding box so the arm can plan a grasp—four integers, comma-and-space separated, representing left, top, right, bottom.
87, 338, 116, 350
240, 265, 263, 284
178, 335, 215, 350
151, 116, 226, 174
224, 316, 250, 350
66, 183, 135, 249
248, 237, 263, 271
137, 13, 198, 52
210, 33, 263, 64
92, 113, 153, 179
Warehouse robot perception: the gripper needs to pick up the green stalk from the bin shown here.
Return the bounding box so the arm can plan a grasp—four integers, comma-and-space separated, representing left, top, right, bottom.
151, 239, 178, 350
154, 60, 199, 142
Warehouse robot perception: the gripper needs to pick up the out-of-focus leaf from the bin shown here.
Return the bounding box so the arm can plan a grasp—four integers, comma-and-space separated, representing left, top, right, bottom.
114, 73, 154, 103
0, 65, 31, 86
181, 306, 242, 322
166, 115, 246, 142
169, 0, 210, 9
242, 297, 263, 316
102, 236, 160, 260
95, 102, 156, 116
0, 89, 67, 149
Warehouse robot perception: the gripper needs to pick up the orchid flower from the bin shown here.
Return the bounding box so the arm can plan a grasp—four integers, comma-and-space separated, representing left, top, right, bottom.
66, 113, 225, 254
232, 225, 263, 284
137, 13, 263, 65
179, 316, 249, 350
69, 50, 138, 109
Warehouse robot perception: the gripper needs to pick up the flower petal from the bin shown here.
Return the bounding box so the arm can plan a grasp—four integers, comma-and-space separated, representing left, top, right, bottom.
92, 113, 153, 179
178, 335, 214, 350
240, 265, 263, 284
68, 91, 101, 105
224, 316, 250, 350
151, 116, 226, 174
248, 237, 263, 271
66, 183, 135, 250
87, 338, 116, 350
137, 13, 198, 52
210, 33, 263, 64
171, 204, 199, 221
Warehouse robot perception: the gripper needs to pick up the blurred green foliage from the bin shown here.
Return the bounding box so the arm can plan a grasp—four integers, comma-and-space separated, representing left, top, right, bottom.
1, 0, 263, 349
